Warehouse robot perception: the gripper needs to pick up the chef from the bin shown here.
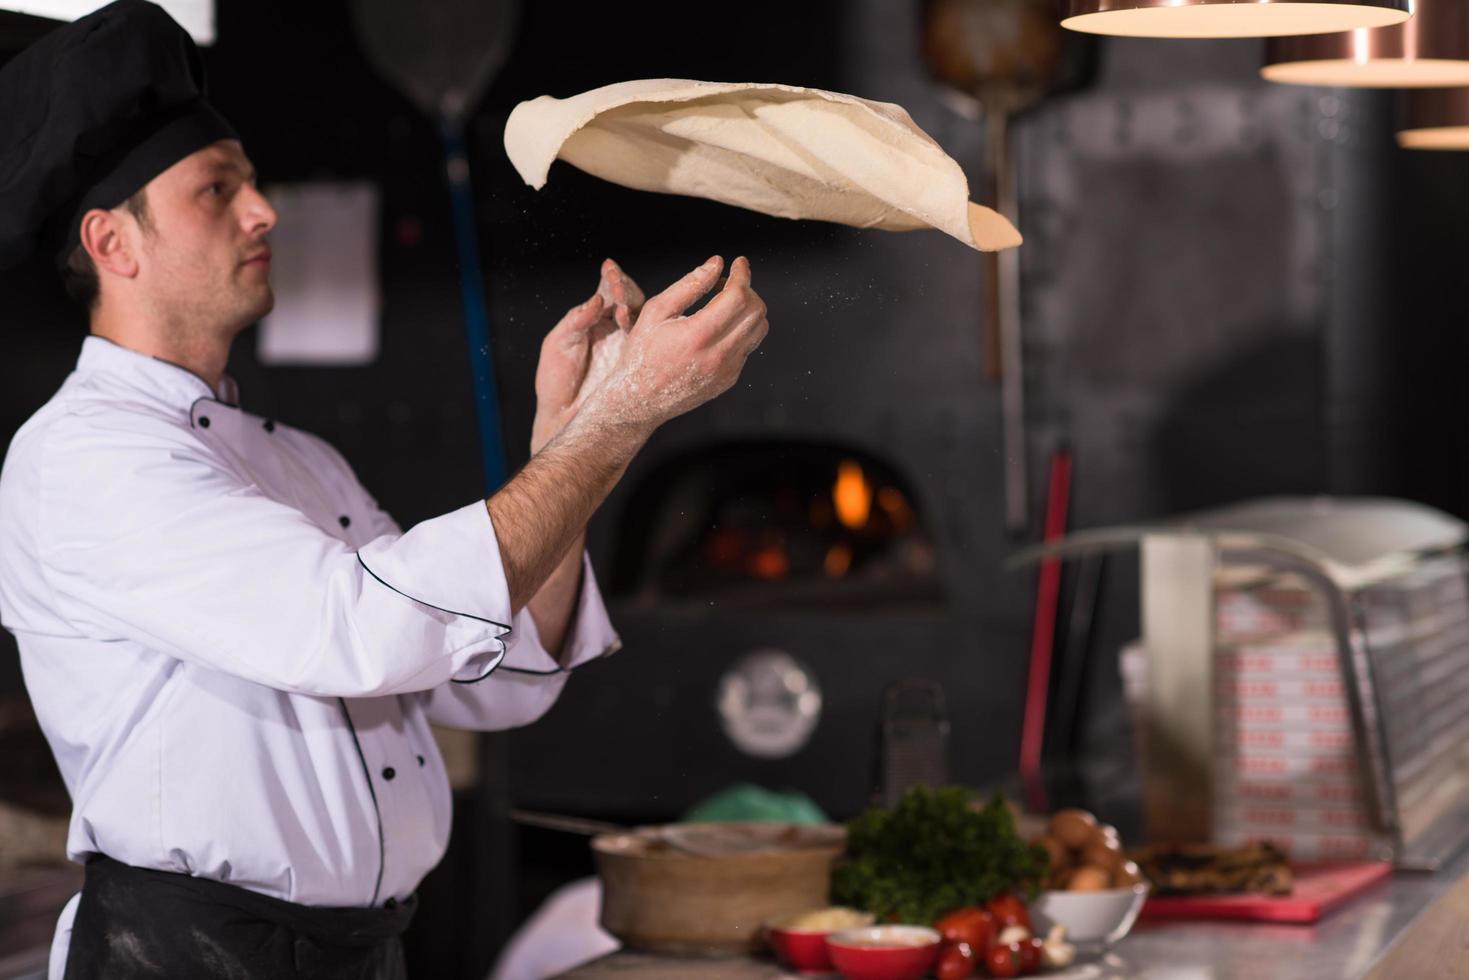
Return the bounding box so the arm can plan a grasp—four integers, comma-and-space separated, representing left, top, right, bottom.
0, 2, 769, 977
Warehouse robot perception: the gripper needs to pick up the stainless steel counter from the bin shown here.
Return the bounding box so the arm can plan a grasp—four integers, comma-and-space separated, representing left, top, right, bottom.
558, 845, 1469, 979
1107, 838, 1469, 978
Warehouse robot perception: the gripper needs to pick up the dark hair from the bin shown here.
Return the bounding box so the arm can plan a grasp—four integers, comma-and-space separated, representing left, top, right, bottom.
61, 189, 152, 311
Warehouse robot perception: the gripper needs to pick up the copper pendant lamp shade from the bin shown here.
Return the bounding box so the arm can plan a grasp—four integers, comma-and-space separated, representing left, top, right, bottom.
1264, 0, 1469, 87
1062, 0, 1409, 40
1398, 88, 1469, 149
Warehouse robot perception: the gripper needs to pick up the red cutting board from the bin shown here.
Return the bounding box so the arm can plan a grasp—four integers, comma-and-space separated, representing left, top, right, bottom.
1137, 861, 1393, 924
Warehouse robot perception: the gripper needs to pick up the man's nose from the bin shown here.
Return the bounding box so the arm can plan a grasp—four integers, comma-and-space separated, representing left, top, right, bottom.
240, 183, 278, 236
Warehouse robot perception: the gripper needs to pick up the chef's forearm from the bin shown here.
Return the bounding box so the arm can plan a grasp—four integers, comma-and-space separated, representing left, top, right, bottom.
487, 415, 645, 614
526, 530, 585, 662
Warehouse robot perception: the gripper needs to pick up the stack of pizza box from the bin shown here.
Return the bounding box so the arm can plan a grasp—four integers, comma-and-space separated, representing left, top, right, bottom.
1211, 571, 1380, 861
1209, 554, 1469, 862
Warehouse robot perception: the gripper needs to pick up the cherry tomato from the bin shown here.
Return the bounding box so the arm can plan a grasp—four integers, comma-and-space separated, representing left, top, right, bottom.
935, 941, 976, 980
985, 941, 1022, 978
1017, 936, 1044, 973
935, 906, 995, 950
985, 892, 1033, 933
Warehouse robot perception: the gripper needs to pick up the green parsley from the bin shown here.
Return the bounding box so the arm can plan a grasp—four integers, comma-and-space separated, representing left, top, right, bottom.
831, 786, 1047, 925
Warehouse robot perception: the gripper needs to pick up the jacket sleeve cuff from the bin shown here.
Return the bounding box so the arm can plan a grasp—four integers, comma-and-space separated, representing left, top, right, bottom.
355, 500, 515, 683
499, 550, 621, 676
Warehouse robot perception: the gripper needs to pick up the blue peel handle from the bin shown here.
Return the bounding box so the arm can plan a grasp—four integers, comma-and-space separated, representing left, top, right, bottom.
443, 121, 508, 492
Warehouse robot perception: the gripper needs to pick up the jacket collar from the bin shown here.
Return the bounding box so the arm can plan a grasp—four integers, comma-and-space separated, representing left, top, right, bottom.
76, 335, 241, 410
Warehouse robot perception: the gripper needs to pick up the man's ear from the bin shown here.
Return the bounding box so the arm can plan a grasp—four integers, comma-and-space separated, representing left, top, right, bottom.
79, 207, 140, 279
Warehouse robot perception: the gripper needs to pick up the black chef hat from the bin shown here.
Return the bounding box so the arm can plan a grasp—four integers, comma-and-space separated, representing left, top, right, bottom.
0, 0, 237, 269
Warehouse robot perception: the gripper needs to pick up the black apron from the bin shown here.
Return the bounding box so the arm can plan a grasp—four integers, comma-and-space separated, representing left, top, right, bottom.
63, 856, 416, 980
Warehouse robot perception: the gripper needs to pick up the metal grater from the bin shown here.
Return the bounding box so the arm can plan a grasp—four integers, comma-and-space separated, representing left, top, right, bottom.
879, 679, 951, 807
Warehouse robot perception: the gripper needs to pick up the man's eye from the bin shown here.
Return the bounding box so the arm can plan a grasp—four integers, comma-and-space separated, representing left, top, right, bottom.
206, 182, 225, 196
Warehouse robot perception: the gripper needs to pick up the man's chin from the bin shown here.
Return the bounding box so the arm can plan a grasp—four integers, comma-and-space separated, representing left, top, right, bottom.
224, 289, 275, 338
243, 287, 274, 324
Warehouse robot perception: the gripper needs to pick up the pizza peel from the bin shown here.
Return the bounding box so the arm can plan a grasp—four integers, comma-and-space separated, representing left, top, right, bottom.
352, 0, 519, 490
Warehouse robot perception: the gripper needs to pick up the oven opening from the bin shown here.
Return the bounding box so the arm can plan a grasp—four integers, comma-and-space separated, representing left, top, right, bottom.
609, 440, 942, 607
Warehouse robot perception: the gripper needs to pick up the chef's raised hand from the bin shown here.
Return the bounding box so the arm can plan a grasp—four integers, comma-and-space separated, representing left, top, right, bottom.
530, 259, 646, 455
492, 255, 766, 614
580, 255, 769, 433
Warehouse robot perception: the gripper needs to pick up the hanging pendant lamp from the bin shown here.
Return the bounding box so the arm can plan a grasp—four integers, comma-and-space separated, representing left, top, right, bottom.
1062, 0, 1409, 40
1398, 88, 1469, 149
1264, 0, 1469, 87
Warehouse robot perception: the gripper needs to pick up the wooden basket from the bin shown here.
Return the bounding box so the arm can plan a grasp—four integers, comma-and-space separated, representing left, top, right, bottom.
593, 822, 846, 955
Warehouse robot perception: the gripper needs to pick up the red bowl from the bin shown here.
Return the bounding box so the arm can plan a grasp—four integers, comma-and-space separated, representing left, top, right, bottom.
767, 925, 836, 973
825, 926, 942, 980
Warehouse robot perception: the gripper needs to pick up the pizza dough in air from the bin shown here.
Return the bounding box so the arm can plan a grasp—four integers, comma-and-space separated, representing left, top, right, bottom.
503, 79, 1021, 253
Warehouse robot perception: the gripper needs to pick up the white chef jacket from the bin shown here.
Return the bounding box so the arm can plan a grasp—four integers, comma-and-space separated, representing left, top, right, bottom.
0, 336, 620, 970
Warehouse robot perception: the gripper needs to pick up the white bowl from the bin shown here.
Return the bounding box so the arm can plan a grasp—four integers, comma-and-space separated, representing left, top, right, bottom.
1029, 884, 1149, 953
825, 924, 942, 949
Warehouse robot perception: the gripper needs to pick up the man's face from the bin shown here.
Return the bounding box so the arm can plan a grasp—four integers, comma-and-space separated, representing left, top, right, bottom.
132, 139, 277, 336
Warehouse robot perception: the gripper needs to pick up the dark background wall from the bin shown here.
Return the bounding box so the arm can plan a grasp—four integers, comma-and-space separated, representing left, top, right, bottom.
3, 0, 1469, 975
